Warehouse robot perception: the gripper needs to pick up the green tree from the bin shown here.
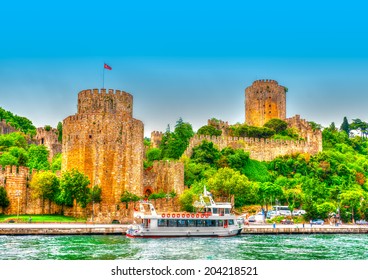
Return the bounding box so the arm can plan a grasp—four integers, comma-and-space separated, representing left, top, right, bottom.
308, 121, 322, 131
120, 190, 141, 209
316, 202, 336, 220
340, 190, 365, 223
264, 118, 288, 134
207, 167, 256, 207
191, 140, 221, 166
160, 118, 194, 159
197, 125, 222, 136
0, 132, 28, 151
51, 153, 62, 172
57, 122, 63, 142
0, 152, 18, 166
218, 147, 249, 171
58, 169, 91, 209
350, 118, 368, 138
258, 182, 283, 211
179, 189, 198, 212
146, 148, 161, 162
340, 117, 350, 135
27, 144, 50, 171
0, 186, 10, 210
0, 107, 36, 136
30, 171, 59, 214
90, 185, 102, 221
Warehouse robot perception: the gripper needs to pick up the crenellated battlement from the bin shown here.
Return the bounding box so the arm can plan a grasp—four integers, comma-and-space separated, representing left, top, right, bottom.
150, 131, 163, 148
252, 79, 279, 85
77, 88, 133, 116
151, 131, 163, 137
183, 131, 321, 162
0, 165, 30, 177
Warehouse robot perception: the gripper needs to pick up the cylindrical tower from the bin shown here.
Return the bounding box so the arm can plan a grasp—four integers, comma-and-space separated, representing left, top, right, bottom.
245, 79, 286, 126
62, 89, 144, 221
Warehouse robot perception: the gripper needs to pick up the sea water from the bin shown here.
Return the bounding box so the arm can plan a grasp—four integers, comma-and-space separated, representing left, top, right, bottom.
0, 234, 367, 260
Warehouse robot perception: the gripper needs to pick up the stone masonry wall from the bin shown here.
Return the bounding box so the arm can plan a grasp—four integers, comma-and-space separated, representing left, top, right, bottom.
35, 127, 62, 160
62, 88, 144, 221
143, 160, 185, 196
286, 115, 323, 152
207, 119, 230, 136
0, 120, 17, 135
150, 131, 163, 148
245, 79, 286, 127
183, 132, 322, 161
0, 165, 64, 215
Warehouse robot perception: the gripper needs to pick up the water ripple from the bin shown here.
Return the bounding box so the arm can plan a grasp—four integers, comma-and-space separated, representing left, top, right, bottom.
0, 234, 367, 260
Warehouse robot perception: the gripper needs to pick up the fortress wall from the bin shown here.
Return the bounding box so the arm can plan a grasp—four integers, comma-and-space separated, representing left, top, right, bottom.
0, 166, 64, 215
35, 127, 62, 160
143, 161, 184, 195
184, 134, 321, 161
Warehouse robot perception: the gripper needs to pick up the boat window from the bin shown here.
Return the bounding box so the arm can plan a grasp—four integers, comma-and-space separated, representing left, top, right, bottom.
168, 220, 177, 227
219, 209, 225, 216
225, 209, 230, 215
188, 220, 196, 227
217, 220, 224, 227
213, 208, 218, 214
196, 220, 206, 227
205, 220, 216, 227
177, 220, 187, 227
158, 219, 167, 227
229, 219, 234, 225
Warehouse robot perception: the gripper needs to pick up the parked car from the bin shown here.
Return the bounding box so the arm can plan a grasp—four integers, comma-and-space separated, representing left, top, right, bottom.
292, 209, 306, 216
266, 210, 278, 219
237, 217, 245, 224
281, 219, 294, 225
311, 219, 324, 225
356, 220, 368, 225
248, 216, 256, 223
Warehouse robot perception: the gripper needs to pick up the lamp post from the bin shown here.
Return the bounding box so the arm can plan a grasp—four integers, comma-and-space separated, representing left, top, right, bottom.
15, 190, 21, 221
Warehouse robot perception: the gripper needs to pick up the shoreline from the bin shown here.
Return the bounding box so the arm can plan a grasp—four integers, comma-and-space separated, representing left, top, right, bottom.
1, 223, 368, 235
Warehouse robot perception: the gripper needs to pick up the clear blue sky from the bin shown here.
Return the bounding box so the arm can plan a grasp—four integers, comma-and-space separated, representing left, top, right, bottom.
1, 0, 368, 136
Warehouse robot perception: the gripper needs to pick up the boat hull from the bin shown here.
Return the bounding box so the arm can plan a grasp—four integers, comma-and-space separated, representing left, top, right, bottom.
126, 227, 242, 238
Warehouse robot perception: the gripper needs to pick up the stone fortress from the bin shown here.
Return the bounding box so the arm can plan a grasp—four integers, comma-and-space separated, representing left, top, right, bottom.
183, 79, 322, 161
0, 79, 322, 220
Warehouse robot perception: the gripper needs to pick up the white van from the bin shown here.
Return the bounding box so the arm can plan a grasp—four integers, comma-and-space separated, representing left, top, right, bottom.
273, 206, 291, 216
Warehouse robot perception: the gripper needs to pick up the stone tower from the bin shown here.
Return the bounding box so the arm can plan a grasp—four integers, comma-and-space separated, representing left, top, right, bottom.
245, 79, 286, 127
35, 127, 62, 160
62, 89, 144, 216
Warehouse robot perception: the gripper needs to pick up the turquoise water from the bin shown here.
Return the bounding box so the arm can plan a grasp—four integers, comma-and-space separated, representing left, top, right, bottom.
0, 234, 367, 260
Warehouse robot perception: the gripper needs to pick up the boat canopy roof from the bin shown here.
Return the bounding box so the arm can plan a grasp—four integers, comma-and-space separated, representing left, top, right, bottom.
193, 187, 232, 209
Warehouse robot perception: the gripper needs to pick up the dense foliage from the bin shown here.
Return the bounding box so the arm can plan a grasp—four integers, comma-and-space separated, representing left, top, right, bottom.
0, 186, 10, 208
0, 133, 62, 173
153, 117, 368, 223
57, 169, 91, 208
0, 107, 36, 136
30, 171, 60, 213
197, 125, 222, 136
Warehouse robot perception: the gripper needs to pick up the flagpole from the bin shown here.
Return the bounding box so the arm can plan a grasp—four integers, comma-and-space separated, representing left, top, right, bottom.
102, 65, 105, 89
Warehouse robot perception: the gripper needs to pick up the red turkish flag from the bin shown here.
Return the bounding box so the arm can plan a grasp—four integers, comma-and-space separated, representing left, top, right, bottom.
104, 63, 112, 70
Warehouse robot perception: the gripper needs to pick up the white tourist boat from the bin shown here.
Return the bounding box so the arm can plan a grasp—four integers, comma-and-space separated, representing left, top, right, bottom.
126, 188, 243, 238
